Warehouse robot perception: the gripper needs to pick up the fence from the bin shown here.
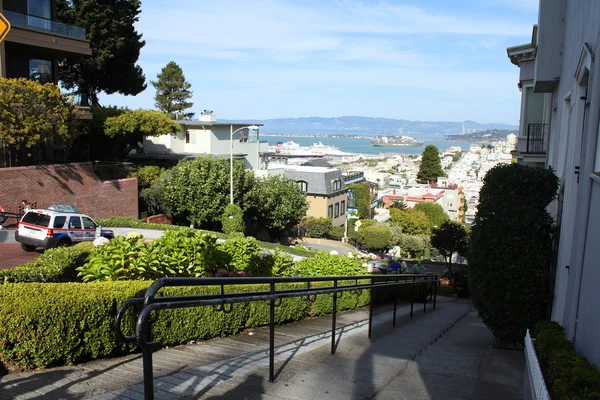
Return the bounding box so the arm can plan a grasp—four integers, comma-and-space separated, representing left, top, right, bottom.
114, 274, 439, 400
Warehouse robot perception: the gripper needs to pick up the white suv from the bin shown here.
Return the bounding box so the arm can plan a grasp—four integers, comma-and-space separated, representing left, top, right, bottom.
15, 205, 114, 252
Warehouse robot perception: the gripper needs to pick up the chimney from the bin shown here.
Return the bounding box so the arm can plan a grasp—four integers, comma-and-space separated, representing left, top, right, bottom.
199, 110, 216, 122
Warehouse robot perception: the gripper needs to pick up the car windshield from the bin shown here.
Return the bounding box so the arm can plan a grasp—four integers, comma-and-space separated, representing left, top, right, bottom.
22, 212, 51, 227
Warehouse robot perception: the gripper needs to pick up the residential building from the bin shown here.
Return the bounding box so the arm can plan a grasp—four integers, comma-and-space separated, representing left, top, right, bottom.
507, 0, 600, 368
140, 112, 268, 172
0, 0, 92, 116
279, 165, 348, 227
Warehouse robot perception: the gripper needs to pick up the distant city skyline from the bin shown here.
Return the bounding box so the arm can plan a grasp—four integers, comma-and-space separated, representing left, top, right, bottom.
101, 0, 539, 125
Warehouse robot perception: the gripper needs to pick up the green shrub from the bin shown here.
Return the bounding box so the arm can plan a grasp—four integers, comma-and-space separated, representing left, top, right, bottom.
286, 253, 364, 276
534, 321, 600, 400
1, 242, 94, 284
221, 204, 245, 235
96, 217, 228, 238
468, 164, 558, 344
128, 165, 165, 190
358, 225, 392, 252
303, 217, 333, 238
0, 280, 370, 371
327, 226, 345, 241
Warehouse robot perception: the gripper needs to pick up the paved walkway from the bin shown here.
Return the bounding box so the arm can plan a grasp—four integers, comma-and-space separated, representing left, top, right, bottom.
0, 298, 524, 400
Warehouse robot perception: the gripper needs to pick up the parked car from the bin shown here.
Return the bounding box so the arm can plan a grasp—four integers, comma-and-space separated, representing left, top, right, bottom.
367, 260, 388, 273
15, 205, 114, 252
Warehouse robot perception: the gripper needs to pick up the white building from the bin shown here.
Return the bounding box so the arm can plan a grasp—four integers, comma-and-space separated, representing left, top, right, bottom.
139, 111, 269, 172
507, 0, 600, 368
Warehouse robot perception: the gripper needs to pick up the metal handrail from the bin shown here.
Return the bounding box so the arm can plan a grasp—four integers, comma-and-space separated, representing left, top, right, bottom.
115, 274, 439, 400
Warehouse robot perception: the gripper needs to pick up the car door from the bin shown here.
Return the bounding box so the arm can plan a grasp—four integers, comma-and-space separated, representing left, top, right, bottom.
67, 216, 83, 243
81, 217, 98, 242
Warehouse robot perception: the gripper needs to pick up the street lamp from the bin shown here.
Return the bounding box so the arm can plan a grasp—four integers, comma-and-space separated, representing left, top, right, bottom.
230, 125, 259, 204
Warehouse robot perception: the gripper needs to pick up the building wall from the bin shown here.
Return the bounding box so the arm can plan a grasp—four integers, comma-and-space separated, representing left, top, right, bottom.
0, 162, 138, 219
306, 192, 347, 227
539, 0, 600, 368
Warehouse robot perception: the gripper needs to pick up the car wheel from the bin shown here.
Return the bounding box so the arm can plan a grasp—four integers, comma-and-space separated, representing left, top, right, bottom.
57, 240, 70, 248
21, 243, 36, 252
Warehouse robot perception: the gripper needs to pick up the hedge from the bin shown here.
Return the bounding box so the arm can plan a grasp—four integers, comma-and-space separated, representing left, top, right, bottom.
0, 281, 370, 371
0, 242, 94, 284
533, 321, 600, 400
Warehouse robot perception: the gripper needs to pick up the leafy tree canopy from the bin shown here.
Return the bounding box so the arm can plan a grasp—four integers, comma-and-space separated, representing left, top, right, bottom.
0, 78, 78, 148
415, 202, 449, 228
104, 109, 179, 138
57, 0, 146, 105
431, 220, 468, 275
389, 207, 430, 235
417, 145, 445, 184
151, 61, 194, 120
348, 183, 372, 219
249, 175, 309, 239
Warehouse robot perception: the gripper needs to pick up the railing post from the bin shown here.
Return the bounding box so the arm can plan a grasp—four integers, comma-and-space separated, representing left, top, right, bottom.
331, 279, 337, 354
433, 276, 438, 310
269, 282, 275, 382
410, 276, 415, 319
368, 277, 374, 339
393, 276, 398, 327
142, 319, 154, 400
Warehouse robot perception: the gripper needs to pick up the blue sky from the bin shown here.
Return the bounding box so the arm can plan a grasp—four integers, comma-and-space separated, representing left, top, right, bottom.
102, 0, 539, 125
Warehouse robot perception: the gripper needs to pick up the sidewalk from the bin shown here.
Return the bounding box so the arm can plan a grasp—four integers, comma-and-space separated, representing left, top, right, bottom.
0, 297, 524, 399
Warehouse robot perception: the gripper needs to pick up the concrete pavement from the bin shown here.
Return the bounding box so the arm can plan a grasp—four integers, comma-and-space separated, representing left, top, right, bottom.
0, 296, 524, 399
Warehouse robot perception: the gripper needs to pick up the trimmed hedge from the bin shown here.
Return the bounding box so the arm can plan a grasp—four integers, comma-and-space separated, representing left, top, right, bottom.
533, 321, 600, 400
0, 242, 94, 284
0, 281, 370, 371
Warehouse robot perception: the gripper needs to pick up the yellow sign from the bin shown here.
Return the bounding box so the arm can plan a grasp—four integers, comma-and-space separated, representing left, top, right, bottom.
0, 12, 10, 43
355, 220, 363, 228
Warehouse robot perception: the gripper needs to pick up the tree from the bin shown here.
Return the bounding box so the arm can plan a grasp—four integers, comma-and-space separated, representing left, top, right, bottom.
468, 164, 558, 344
57, 0, 146, 106
415, 202, 449, 229
249, 175, 309, 239
151, 61, 194, 120
431, 221, 468, 289
302, 217, 333, 239
0, 78, 79, 166
417, 145, 445, 184
161, 156, 256, 228
389, 200, 406, 210
358, 225, 392, 252
389, 207, 429, 235
348, 183, 372, 219
104, 109, 179, 157
221, 204, 245, 235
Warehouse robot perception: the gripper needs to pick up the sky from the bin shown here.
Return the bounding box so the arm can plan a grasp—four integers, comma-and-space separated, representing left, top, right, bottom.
101, 0, 539, 125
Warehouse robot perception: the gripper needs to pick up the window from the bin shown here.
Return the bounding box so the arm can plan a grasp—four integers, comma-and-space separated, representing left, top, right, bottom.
53, 216, 66, 228
22, 212, 50, 227
185, 130, 190, 144
27, 0, 51, 31
334, 202, 340, 218
328, 205, 333, 218
297, 180, 308, 193
68, 216, 81, 229
82, 217, 97, 229
341, 200, 346, 215
331, 179, 342, 191
29, 59, 52, 83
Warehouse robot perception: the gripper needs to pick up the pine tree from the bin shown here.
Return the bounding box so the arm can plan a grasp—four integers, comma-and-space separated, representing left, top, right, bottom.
417, 145, 446, 184
57, 0, 146, 106
151, 62, 194, 120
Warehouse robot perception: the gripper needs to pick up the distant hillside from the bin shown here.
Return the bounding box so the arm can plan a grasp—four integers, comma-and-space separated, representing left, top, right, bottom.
445, 129, 517, 141
221, 116, 517, 136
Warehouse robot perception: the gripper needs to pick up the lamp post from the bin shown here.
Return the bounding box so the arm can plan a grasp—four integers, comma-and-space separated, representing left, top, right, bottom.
230, 125, 259, 205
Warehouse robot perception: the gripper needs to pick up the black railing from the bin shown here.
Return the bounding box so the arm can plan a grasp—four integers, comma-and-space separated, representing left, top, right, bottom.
343, 172, 364, 184
3, 10, 87, 40
115, 274, 439, 400
526, 123, 546, 154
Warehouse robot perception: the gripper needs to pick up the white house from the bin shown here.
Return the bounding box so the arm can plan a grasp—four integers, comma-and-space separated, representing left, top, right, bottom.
140, 111, 268, 172
508, 0, 600, 368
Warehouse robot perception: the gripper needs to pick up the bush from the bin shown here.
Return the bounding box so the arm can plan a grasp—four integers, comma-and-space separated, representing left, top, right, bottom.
327, 226, 345, 241
0, 281, 370, 371
468, 164, 558, 344
303, 217, 333, 238
358, 225, 392, 252
221, 204, 245, 235
128, 165, 165, 190
96, 217, 228, 238
533, 321, 600, 400
1, 242, 94, 284
285, 253, 364, 276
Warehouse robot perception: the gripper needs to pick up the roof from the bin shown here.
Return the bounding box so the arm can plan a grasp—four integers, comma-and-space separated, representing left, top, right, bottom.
301, 159, 334, 168
282, 166, 346, 195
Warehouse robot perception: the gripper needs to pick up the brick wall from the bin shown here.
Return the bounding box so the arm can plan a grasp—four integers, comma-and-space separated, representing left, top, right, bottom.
0, 162, 138, 219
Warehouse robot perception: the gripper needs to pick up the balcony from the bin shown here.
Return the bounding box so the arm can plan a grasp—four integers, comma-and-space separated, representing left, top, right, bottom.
343, 172, 364, 185
4, 10, 86, 40
526, 123, 546, 154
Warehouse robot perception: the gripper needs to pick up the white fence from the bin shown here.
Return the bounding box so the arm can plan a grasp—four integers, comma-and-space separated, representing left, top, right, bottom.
524, 329, 550, 400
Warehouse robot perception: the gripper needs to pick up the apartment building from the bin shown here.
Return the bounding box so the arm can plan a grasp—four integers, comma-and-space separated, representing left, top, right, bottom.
508, 0, 600, 368
0, 0, 91, 114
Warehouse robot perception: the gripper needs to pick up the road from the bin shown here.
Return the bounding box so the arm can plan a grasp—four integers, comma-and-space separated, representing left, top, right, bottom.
0, 242, 42, 270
